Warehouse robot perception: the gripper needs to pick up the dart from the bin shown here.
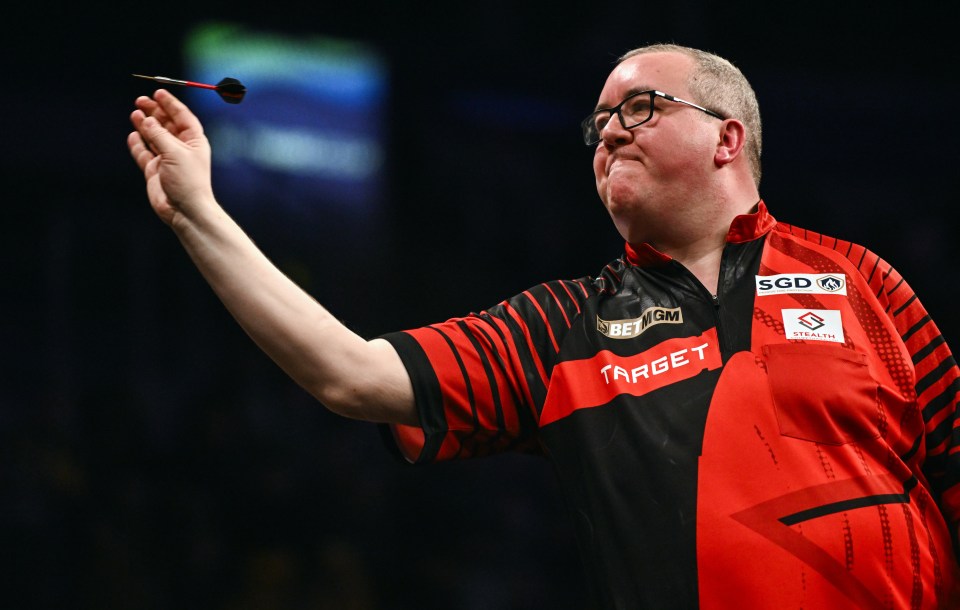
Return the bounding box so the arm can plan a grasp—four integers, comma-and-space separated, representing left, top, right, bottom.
132, 74, 247, 104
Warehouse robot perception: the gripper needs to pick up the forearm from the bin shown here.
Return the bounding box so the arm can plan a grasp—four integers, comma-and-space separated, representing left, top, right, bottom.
169, 198, 416, 424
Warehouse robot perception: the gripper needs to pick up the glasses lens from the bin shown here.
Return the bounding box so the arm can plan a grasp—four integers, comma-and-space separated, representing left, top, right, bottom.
620, 92, 653, 129
582, 92, 656, 145
582, 112, 608, 145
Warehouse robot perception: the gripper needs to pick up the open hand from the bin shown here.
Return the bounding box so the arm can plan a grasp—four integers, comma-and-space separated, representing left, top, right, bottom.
128, 89, 214, 226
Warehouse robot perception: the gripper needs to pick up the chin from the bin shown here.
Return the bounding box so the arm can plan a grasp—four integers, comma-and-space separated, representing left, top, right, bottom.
605, 200, 664, 246
603, 190, 645, 220
603, 174, 648, 205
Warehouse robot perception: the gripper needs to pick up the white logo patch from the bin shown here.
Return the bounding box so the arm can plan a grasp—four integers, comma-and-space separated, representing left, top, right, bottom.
597, 306, 683, 339
782, 309, 845, 343
756, 274, 847, 296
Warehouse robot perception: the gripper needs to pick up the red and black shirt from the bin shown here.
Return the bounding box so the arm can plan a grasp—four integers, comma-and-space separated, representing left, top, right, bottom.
381, 201, 960, 609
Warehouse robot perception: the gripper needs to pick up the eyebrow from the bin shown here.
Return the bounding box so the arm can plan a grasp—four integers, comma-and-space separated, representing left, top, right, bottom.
593, 85, 654, 112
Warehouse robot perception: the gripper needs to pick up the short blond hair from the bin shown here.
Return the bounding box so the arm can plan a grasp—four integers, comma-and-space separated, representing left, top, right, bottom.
619, 44, 763, 186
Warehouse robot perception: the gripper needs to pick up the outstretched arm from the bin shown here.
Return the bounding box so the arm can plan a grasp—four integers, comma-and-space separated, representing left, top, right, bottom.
127, 89, 416, 425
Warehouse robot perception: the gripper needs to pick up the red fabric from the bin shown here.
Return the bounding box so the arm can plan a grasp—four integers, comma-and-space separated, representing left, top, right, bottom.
383, 204, 960, 607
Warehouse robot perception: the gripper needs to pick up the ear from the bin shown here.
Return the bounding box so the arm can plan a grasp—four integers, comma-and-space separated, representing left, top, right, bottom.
714, 119, 746, 167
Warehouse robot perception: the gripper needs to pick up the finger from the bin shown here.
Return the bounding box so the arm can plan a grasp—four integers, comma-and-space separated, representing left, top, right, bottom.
134, 95, 159, 115
130, 108, 160, 154
135, 94, 176, 135
136, 113, 180, 158
144, 156, 164, 197
127, 130, 156, 171
134, 96, 171, 132
152, 89, 204, 139
130, 107, 146, 128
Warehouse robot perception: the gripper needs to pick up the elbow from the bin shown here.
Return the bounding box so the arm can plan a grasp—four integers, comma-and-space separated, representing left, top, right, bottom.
308, 382, 372, 421
296, 337, 418, 425
307, 381, 417, 426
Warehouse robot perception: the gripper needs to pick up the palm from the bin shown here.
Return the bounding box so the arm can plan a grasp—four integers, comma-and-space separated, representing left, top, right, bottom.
128, 90, 214, 226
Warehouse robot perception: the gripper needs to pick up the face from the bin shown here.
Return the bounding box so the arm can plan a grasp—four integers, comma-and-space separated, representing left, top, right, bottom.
591, 52, 721, 244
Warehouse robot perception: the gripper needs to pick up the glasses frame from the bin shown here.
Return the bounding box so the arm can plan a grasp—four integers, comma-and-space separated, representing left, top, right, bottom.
581, 90, 725, 145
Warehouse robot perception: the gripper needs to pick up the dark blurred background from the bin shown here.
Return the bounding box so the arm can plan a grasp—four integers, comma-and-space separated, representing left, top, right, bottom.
2, 2, 958, 608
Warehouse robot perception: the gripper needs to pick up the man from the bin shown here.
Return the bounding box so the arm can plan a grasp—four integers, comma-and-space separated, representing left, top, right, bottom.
129, 43, 960, 609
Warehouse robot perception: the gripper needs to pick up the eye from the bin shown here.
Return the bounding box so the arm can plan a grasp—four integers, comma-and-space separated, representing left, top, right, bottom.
622, 96, 652, 122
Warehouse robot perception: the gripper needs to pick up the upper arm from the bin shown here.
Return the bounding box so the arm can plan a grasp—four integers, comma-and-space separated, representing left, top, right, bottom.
364, 338, 418, 425
313, 337, 418, 426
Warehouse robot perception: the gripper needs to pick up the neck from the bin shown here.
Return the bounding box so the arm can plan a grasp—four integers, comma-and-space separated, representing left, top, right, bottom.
654, 233, 727, 295
645, 191, 761, 295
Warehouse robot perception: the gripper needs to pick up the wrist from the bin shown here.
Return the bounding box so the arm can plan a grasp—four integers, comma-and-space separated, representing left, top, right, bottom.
169, 192, 223, 235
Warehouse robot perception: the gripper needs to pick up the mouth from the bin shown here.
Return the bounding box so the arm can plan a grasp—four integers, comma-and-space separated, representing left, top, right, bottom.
606, 156, 640, 174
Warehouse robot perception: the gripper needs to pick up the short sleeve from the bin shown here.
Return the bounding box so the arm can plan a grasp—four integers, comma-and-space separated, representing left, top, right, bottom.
380, 279, 593, 463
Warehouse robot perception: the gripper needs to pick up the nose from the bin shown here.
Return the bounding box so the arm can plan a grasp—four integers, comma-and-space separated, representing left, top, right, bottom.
599, 113, 633, 147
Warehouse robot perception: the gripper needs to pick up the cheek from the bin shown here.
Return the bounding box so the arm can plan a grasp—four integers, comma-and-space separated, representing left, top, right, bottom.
665, 125, 715, 170
592, 150, 606, 179
593, 149, 610, 194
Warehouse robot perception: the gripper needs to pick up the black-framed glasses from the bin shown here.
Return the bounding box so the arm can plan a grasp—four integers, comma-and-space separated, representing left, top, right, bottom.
581, 90, 725, 145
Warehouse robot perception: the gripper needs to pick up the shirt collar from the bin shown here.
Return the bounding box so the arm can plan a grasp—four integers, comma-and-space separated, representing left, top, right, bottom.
624, 200, 776, 266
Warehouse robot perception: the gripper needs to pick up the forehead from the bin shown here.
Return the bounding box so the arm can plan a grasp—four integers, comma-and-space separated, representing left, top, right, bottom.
597, 52, 694, 106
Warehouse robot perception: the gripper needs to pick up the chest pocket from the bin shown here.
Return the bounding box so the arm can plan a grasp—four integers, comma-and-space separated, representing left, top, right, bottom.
762, 343, 881, 445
